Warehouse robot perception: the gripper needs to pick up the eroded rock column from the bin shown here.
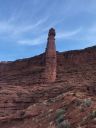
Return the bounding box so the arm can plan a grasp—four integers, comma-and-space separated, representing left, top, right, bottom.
45, 28, 57, 82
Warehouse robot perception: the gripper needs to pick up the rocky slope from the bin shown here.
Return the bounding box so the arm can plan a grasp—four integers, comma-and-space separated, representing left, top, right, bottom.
0, 46, 96, 128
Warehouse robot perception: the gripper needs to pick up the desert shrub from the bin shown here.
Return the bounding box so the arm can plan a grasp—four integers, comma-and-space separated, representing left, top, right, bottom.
56, 115, 64, 124
81, 110, 96, 125
56, 109, 65, 119
57, 120, 71, 128
55, 108, 71, 128
82, 98, 92, 107
90, 110, 96, 118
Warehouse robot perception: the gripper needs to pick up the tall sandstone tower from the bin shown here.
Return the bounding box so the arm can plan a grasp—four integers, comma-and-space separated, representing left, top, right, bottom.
45, 28, 57, 82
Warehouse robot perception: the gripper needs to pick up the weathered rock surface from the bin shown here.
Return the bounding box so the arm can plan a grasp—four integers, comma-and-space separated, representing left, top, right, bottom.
0, 45, 96, 128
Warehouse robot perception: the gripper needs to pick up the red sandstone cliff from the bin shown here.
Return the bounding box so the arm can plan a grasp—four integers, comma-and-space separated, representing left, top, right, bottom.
0, 30, 96, 128
0, 45, 96, 128
0, 45, 96, 85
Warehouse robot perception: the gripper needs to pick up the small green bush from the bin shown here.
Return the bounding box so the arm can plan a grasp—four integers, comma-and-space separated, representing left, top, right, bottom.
55, 108, 71, 128
56, 115, 64, 124
56, 109, 65, 119
90, 110, 96, 118
57, 120, 71, 128
82, 98, 92, 107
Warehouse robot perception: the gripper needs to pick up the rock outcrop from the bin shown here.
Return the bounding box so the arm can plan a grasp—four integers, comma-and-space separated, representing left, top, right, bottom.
45, 28, 57, 82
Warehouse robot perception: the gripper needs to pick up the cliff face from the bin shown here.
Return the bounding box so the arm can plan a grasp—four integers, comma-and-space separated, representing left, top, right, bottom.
0, 46, 96, 85
0, 46, 96, 128
0, 54, 45, 85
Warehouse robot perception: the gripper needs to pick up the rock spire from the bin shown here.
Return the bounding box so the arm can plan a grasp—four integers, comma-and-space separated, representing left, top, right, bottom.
45, 28, 57, 82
